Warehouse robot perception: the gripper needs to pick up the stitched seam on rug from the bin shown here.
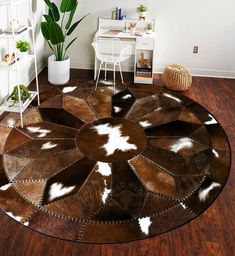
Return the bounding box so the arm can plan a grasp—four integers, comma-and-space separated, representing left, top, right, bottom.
6, 146, 81, 165
15, 123, 77, 140
15, 107, 43, 127
4, 139, 34, 156
12, 149, 82, 182
181, 175, 207, 201
203, 173, 225, 186
2, 154, 31, 182
183, 204, 197, 217
147, 141, 209, 160
122, 100, 137, 119
144, 118, 203, 131
23, 208, 40, 224
41, 205, 83, 222
138, 154, 177, 177
83, 167, 114, 221
15, 127, 32, 139
2, 126, 29, 155
126, 160, 179, 201
41, 120, 80, 132
31, 137, 75, 141
139, 191, 150, 216
76, 222, 87, 241
87, 95, 113, 119
12, 161, 32, 182
42, 194, 80, 220
85, 98, 101, 120
146, 144, 207, 177
39, 155, 84, 181
40, 162, 112, 222
147, 135, 217, 151
12, 181, 47, 207
37, 205, 85, 223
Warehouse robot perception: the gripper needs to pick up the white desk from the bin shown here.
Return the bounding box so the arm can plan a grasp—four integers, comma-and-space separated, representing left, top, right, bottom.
94, 18, 156, 84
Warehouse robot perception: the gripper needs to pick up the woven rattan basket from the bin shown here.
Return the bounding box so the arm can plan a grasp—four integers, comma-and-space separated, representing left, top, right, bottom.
162, 64, 192, 91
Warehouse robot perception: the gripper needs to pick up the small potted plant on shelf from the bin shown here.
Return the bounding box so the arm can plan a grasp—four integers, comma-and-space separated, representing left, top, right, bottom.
16, 40, 30, 60
137, 4, 148, 20
146, 23, 153, 34
41, 0, 88, 85
7, 84, 31, 107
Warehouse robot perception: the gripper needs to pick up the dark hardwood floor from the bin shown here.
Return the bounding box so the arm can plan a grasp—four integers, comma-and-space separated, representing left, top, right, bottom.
0, 69, 234, 256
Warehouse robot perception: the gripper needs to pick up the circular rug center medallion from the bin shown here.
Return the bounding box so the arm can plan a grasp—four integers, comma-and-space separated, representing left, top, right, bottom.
77, 117, 147, 162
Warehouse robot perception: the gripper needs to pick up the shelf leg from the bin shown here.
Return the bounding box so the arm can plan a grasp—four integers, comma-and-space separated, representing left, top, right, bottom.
29, 0, 40, 106
10, 0, 23, 128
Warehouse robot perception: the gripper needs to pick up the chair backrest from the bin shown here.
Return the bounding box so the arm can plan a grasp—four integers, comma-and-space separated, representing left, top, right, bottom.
92, 38, 132, 62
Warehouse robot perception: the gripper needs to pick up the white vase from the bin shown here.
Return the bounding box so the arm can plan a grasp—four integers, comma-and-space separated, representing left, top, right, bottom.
20, 51, 28, 60
146, 29, 152, 34
48, 55, 70, 85
130, 27, 136, 36
139, 11, 147, 19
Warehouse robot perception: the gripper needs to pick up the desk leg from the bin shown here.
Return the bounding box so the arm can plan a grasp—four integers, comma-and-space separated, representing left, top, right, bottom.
94, 56, 98, 80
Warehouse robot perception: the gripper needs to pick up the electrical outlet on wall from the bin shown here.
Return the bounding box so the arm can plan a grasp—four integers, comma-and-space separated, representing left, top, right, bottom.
193, 46, 199, 54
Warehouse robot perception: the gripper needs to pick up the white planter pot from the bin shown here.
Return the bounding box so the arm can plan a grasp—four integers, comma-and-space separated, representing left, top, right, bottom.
48, 55, 70, 85
20, 51, 28, 60
146, 29, 152, 34
139, 11, 147, 19
130, 27, 136, 36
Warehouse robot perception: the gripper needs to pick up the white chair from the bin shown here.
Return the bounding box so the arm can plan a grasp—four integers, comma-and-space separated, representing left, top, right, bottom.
92, 38, 132, 91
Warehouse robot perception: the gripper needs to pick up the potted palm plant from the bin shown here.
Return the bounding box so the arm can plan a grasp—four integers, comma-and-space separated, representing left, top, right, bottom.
41, 0, 88, 84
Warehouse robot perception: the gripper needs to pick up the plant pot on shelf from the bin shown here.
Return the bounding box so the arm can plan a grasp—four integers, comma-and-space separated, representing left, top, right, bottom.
48, 55, 70, 85
20, 51, 28, 60
139, 11, 147, 20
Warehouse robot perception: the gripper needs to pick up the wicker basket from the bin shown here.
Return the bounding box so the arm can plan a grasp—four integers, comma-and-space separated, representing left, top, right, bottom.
162, 64, 192, 91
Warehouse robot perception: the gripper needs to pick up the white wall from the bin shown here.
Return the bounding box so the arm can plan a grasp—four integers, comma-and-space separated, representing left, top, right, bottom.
0, 1, 47, 103
58, 0, 235, 78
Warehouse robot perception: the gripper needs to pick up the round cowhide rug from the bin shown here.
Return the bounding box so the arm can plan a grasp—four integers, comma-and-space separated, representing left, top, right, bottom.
0, 84, 231, 243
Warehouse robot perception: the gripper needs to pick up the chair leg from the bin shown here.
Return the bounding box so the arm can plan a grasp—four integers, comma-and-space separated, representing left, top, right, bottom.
119, 62, 124, 83
104, 62, 107, 81
113, 63, 116, 93
95, 62, 103, 90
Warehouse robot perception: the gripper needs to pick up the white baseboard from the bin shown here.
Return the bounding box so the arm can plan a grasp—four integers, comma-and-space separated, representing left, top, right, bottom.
27, 60, 46, 86
66, 61, 235, 79
71, 61, 93, 70
154, 66, 235, 79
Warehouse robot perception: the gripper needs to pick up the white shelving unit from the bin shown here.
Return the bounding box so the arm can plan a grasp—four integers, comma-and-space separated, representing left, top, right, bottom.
0, 0, 40, 127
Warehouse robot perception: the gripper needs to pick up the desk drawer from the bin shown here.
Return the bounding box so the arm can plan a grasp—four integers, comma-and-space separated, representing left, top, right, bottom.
136, 38, 154, 50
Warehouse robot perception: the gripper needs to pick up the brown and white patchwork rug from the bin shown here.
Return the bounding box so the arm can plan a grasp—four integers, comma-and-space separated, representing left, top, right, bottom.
0, 83, 231, 243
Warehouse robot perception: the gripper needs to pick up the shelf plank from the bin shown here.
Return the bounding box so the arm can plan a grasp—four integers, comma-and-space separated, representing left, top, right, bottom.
0, 91, 37, 115
0, 0, 28, 6
0, 27, 32, 39
0, 55, 35, 71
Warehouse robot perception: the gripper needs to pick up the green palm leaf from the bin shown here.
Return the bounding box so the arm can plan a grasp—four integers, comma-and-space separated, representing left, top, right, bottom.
49, 22, 65, 45
60, 0, 77, 13
67, 14, 88, 36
